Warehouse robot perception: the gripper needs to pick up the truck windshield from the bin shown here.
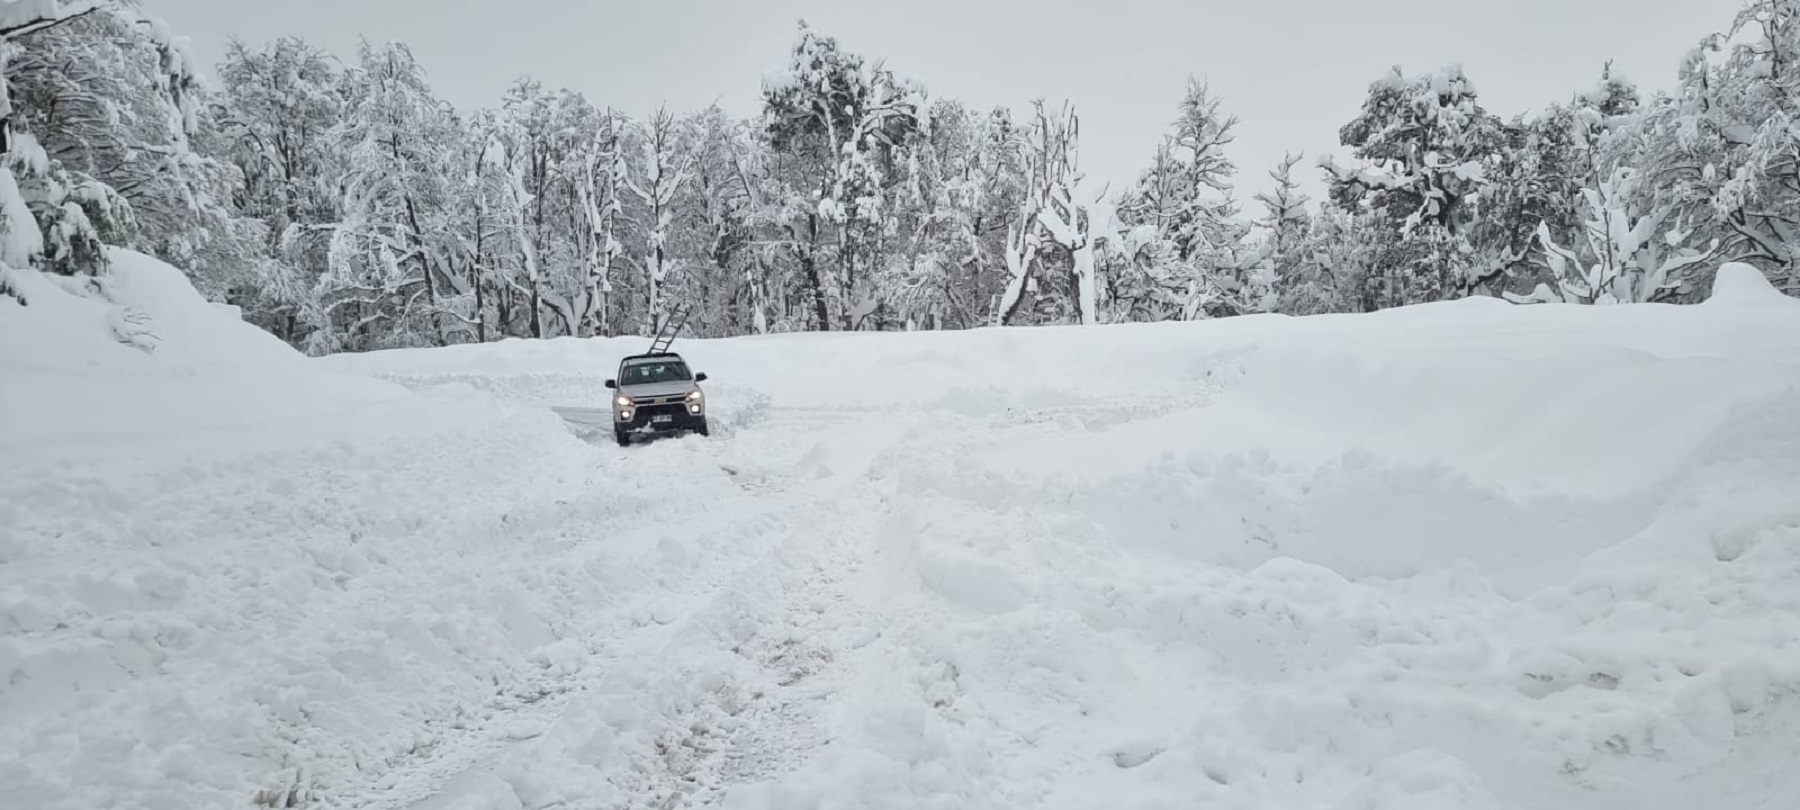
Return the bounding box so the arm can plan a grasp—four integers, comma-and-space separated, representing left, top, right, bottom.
621, 360, 691, 384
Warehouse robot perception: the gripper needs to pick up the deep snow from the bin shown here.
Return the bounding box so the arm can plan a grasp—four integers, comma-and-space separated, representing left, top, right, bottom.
5, 253, 1800, 810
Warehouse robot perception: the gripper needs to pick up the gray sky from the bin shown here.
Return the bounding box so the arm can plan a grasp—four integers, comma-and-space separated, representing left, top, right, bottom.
149, 0, 1740, 209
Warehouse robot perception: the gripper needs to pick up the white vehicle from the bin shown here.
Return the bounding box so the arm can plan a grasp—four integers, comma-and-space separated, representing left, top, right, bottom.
604, 351, 709, 446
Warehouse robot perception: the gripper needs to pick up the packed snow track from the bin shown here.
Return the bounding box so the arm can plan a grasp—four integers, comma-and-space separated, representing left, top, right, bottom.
5, 254, 1800, 810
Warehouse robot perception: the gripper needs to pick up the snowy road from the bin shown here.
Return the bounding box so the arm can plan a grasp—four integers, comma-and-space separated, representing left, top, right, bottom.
391, 388, 925, 810
8, 253, 1800, 810
387, 367, 1238, 810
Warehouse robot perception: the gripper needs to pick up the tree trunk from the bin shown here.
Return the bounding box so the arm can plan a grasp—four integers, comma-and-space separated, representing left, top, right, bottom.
839, 229, 855, 331
1073, 241, 1098, 325
805, 214, 829, 330
403, 194, 442, 346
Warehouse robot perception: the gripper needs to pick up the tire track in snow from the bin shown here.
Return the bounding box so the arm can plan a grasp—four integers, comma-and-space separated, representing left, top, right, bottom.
395, 405, 916, 810
390, 367, 1242, 809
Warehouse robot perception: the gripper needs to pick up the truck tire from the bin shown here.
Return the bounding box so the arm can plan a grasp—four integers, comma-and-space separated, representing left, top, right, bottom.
615, 429, 631, 447
695, 418, 710, 437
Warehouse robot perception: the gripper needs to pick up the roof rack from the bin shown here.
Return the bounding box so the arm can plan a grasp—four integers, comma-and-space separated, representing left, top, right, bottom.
621, 350, 681, 361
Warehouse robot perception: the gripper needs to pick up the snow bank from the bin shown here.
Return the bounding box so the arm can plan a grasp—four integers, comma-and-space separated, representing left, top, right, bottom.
12, 254, 1800, 810
1, 249, 409, 461
1707, 261, 1800, 308
1, 254, 760, 809
774, 277, 1799, 809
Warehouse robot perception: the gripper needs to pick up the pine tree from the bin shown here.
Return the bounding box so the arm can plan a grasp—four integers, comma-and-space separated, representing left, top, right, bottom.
1323, 63, 1510, 301
1252, 152, 1310, 313
1115, 78, 1248, 319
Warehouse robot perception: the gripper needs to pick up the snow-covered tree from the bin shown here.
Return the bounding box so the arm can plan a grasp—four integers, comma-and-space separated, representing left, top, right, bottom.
992, 100, 1066, 326
761, 21, 925, 329
1323, 63, 1511, 301
876, 98, 1010, 330
1114, 78, 1249, 319
207, 35, 346, 341
4, 1, 262, 297
1029, 103, 1117, 326
314, 39, 461, 352
1282, 206, 1372, 315
1255, 153, 1310, 255
17, 1, 1789, 349
213, 37, 344, 230
1250, 151, 1310, 313
1708, 1, 1800, 290
575, 109, 625, 337
0, 0, 122, 303
0, 1, 170, 302
1513, 165, 1718, 304
439, 110, 505, 342
623, 107, 694, 335
1120, 79, 1242, 261
486, 79, 609, 339
946, 106, 1025, 328
675, 105, 757, 335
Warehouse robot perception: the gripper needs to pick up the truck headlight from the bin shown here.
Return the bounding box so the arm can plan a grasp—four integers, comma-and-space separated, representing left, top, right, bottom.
614, 395, 633, 408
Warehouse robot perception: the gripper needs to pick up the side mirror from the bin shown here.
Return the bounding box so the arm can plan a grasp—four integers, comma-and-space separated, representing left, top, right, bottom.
694, 372, 708, 382
604, 379, 617, 389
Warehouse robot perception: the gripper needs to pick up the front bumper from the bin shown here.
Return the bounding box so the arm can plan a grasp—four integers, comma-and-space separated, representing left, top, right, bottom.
615, 397, 706, 432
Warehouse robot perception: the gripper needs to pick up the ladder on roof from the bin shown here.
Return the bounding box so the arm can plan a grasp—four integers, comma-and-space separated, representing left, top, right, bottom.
647, 304, 691, 354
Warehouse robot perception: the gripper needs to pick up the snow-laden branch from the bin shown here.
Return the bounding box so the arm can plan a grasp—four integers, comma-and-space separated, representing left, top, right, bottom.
0, 0, 112, 40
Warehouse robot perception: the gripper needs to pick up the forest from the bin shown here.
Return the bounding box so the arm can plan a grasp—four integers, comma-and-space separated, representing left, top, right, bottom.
0, 0, 1795, 354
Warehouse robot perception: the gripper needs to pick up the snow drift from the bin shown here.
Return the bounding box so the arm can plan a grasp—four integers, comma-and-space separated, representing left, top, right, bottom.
325, 263, 1800, 810
1, 253, 759, 809
6, 254, 1800, 810
0, 249, 413, 461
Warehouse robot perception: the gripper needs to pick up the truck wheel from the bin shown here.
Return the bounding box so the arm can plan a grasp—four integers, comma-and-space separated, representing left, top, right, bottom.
695, 419, 710, 437
615, 429, 631, 447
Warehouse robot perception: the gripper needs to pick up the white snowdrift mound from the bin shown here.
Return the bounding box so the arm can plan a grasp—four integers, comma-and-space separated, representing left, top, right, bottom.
1, 253, 759, 810
1709, 260, 1800, 308
7, 257, 1800, 810
0, 249, 410, 459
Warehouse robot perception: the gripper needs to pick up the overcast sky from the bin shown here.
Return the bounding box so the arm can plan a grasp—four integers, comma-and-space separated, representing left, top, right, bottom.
149, 0, 1740, 208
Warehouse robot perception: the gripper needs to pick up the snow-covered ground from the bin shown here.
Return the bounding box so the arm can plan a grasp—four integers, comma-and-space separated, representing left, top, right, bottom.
6, 253, 1800, 810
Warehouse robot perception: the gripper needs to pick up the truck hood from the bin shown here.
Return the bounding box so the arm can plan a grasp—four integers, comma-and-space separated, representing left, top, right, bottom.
617, 380, 697, 399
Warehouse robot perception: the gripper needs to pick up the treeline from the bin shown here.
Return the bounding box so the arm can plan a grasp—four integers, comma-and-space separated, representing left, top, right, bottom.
2, 1, 1796, 355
